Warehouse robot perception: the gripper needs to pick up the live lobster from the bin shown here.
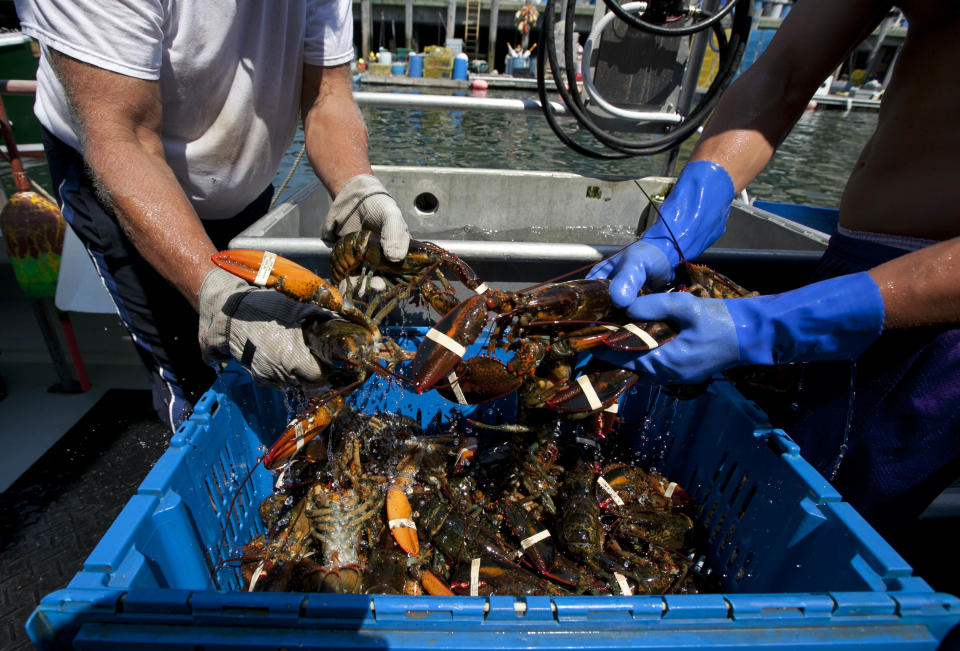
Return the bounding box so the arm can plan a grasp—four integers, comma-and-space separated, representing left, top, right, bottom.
418, 263, 756, 440
211, 223, 755, 461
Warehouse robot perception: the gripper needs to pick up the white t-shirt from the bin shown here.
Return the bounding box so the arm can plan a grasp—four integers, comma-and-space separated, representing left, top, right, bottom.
16, 0, 354, 220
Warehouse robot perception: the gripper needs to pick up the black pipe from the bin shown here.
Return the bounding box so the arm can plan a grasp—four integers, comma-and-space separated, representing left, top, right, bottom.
537, 0, 752, 159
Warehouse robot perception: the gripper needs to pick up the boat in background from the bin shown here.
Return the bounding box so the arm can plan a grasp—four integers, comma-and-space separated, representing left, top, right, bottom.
232, 165, 828, 298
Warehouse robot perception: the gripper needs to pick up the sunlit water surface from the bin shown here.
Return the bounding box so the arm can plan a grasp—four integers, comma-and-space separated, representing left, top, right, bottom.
278, 85, 879, 209
2, 86, 877, 213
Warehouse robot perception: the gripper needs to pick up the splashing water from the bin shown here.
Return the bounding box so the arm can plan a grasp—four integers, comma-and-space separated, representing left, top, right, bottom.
827, 361, 857, 481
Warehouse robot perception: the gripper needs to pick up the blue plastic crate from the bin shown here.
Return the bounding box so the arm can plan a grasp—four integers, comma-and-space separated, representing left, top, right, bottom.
27, 328, 960, 649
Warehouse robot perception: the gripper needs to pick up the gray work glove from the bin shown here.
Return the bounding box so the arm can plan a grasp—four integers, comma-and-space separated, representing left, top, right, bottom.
323, 174, 410, 262
198, 267, 328, 388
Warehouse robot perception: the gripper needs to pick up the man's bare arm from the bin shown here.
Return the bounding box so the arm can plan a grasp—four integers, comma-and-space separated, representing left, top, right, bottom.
692, 0, 890, 191
301, 63, 372, 197
51, 51, 215, 309
869, 238, 960, 328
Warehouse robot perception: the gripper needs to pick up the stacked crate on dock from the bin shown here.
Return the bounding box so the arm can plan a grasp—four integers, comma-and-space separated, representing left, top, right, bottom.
367, 62, 392, 75
423, 45, 454, 78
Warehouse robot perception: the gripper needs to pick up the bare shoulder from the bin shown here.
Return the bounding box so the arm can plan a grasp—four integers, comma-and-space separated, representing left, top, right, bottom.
887, 2, 960, 108
839, 2, 960, 240
898, 0, 960, 29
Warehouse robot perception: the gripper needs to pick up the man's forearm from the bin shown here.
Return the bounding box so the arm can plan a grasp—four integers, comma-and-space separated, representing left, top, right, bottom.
690, 67, 813, 192
869, 237, 960, 329
84, 136, 216, 309
52, 50, 216, 310
301, 64, 373, 197
304, 97, 371, 195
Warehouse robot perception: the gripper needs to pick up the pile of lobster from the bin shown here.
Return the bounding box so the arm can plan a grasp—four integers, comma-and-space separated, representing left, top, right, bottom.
212, 228, 756, 470
232, 405, 712, 596
210, 229, 757, 595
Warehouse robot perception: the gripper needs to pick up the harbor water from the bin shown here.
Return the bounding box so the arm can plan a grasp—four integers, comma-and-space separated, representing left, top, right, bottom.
272, 84, 880, 210
2, 86, 878, 213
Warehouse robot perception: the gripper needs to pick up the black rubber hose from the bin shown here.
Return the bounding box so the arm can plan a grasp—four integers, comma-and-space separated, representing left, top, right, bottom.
538, 0, 716, 156
559, 0, 730, 153
536, 1, 632, 159
600, 0, 738, 37
537, 0, 751, 159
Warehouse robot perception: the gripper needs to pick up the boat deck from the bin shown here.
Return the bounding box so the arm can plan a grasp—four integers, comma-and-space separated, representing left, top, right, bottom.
0, 388, 167, 650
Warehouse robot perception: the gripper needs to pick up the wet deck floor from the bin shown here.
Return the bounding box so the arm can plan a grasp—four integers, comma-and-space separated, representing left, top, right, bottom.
0, 388, 168, 650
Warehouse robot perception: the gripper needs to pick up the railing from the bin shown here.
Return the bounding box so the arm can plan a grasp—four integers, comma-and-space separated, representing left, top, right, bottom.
0, 80, 37, 96
2, 80, 687, 123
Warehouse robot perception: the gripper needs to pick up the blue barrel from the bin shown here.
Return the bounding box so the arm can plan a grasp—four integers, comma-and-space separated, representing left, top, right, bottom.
391, 62, 405, 75
407, 54, 423, 77
512, 56, 530, 78
452, 55, 468, 80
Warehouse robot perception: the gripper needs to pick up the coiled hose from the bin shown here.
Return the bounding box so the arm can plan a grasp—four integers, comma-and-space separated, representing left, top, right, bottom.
535, 0, 752, 159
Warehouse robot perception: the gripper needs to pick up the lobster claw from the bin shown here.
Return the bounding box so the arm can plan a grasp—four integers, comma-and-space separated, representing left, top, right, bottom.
212, 249, 343, 307
418, 567, 455, 596
435, 358, 523, 406
411, 294, 490, 393
386, 486, 420, 556
602, 321, 678, 352
544, 368, 638, 413
263, 395, 345, 470
452, 437, 478, 473
500, 502, 556, 579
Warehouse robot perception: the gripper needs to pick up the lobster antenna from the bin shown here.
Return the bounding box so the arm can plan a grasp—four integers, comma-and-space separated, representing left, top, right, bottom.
216, 456, 264, 564
517, 240, 635, 295
633, 180, 687, 267
324, 377, 367, 401
519, 179, 684, 295
366, 361, 410, 387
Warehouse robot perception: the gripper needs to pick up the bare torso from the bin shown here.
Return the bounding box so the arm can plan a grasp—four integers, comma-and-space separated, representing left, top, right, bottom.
839, 1, 960, 240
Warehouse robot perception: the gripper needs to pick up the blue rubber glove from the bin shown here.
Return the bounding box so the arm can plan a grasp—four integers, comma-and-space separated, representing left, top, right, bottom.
593, 272, 885, 384
587, 160, 735, 308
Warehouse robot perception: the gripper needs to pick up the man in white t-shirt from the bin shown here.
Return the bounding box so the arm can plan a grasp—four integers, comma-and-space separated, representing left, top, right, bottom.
15, 1, 410, 430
